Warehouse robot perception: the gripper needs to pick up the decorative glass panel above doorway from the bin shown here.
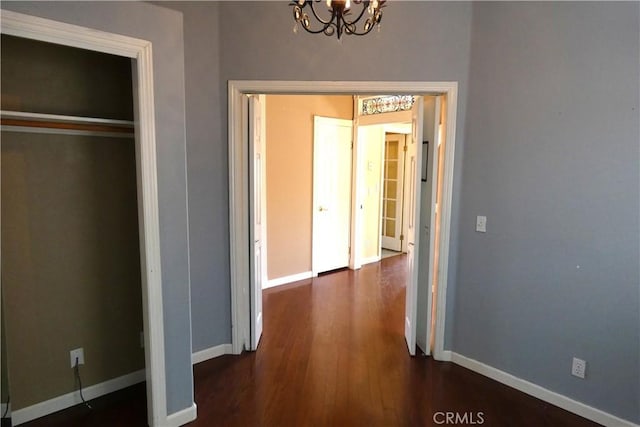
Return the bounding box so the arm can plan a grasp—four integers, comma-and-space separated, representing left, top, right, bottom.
361, 95, 415, 116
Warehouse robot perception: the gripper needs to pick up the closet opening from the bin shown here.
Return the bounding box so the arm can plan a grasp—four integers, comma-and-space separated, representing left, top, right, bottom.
1, 34, 147, 426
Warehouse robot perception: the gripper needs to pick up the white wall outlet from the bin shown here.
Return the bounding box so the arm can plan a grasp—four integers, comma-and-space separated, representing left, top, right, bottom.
571, 357, 586, 378
70, 348, 85, 368
476, 215, 487, 233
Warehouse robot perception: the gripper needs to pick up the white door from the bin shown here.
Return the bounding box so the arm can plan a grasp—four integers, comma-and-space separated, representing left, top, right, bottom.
248, 95, 265, 350
404, 97, 424, 356
381, 133, 406, 252
416, 96, 441, 356
313, 116, 353, 275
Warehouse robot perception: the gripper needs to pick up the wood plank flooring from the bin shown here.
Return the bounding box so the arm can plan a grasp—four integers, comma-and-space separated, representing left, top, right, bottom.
14, 254, 600, 426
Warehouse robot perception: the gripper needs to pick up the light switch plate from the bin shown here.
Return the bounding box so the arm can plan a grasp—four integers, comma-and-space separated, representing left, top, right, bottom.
476, 215, 487, 233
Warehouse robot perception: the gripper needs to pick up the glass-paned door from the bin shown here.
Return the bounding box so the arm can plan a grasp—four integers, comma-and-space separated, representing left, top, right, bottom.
381, 133, 406, 251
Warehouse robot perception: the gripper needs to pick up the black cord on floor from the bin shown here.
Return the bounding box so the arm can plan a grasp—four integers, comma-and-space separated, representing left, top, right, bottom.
1, 394, 9, 419
74, 357, 92, 410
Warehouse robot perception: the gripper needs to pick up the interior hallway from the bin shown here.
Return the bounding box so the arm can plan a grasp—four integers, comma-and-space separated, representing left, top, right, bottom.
13, 255, 600, 427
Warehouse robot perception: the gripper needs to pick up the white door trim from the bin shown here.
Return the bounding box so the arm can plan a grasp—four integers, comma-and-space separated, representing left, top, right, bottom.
228, 81, 458, 360
0, 11, 168, 426
349, 98, 362, 270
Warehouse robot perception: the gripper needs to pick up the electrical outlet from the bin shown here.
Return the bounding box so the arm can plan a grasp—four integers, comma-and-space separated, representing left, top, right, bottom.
571, 357, 586, 379
70, 348, 85, 368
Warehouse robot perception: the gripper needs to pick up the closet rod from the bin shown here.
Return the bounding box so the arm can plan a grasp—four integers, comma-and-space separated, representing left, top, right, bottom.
1, 110, 134, 138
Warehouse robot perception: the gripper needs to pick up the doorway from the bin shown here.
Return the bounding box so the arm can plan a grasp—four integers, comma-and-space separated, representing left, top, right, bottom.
355, 118, 413, 266
255, 94, 422, 354
229, 81, 458, 362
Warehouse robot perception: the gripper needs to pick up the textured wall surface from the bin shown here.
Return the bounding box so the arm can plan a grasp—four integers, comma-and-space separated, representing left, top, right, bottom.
455, 2, 639, 422
2, 132, 144, 409
158, 1, 229, 353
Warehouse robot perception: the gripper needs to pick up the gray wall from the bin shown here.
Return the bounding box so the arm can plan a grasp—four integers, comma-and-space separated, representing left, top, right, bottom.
158, 2, 231, 351
455, 2, 639, 422
0, 1, 194, 415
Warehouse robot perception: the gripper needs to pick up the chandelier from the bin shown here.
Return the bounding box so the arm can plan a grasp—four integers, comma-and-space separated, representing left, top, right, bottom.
291, 0, 385, 40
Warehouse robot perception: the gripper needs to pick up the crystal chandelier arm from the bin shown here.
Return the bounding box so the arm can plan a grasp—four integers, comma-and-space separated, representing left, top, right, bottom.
343, 20, 374, 36
341, 4, 368, 26
291, 1, 336, 35
301, 22, 335, 34
303, 2, 336, 34
308, 1, 334, 26
344, 1, 384, 36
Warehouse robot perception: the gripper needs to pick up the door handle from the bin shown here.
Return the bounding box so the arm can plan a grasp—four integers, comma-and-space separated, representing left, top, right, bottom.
319, 206, 329, 212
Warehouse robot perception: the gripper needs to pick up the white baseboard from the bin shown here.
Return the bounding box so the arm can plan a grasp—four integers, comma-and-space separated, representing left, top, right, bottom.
451, 353, 639, 427
166, 402, 197, 427
12, 369, 145, 426
361, 255, 381, 265
437, 350, 452, 362
192, 343, 232, 365
264, 271, 313, 289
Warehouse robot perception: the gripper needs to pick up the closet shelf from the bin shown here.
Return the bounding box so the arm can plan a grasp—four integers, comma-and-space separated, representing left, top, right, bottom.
1, 110, 135, 138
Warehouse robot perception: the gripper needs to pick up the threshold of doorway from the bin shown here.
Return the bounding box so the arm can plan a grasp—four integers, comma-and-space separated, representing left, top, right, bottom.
381, 249, 403, 259
317, 267, 349, 276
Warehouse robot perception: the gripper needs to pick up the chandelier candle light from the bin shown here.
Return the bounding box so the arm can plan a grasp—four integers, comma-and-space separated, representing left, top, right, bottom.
291, 0, 385, 39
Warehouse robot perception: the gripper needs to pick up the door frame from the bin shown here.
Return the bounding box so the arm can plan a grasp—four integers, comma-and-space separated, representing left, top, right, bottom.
0, 11, 167, 426
356, 111, 413, 259
228, 81, 458, 361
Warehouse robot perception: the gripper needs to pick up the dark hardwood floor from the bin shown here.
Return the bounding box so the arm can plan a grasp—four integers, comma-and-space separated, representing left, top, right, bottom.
14, 254, 600, 426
